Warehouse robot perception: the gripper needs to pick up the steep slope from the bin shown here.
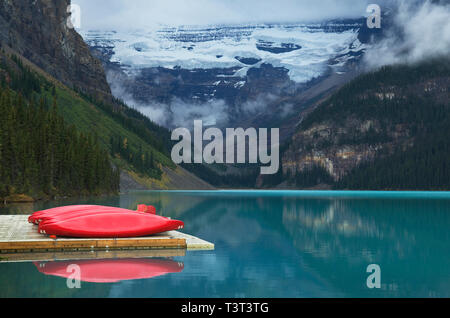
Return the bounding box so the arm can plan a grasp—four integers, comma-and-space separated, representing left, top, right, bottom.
0, 46, 213, 191
0, 0, 111, 101
281, 58, 450, 190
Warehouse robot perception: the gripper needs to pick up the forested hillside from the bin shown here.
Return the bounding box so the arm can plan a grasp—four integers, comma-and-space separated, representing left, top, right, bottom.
0, 45, 191, 200
0, 54, 119, 201
281, 58, 450, 190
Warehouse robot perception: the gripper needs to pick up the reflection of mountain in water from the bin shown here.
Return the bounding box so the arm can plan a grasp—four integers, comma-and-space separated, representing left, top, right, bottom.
117, 191, 450, 297
119, 191, 342, 297
282, 197, 450, 297
3, 192, 447, 297
119, 191, 208, 219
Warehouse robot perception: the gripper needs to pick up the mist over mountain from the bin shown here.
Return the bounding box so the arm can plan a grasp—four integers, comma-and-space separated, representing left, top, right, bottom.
78, 1, 450, 132
364, 0, 450, 68
73, 0, 376, 28
278, 0, 450, 190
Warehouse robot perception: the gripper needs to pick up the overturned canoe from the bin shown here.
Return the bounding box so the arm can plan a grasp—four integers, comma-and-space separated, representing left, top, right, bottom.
38, 211, 184, 238
137, 205, 157, 214
37, 207, 150, 225
29, 205, 157, 225
29, 205, 98, 224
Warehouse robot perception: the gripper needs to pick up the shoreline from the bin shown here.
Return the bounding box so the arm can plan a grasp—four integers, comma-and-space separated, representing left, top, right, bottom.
3, 188, 450, 206
0, 192, 119, 206
1, 194, 35, 204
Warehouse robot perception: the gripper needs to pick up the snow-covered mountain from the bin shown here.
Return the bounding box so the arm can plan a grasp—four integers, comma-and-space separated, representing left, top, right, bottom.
81, 20, 368, 129
83, 22, 365, 82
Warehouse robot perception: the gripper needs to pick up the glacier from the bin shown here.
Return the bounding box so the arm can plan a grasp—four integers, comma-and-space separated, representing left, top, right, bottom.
81, 23, 366, 84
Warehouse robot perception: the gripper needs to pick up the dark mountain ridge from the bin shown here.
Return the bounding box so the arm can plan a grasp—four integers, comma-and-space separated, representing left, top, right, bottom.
280, 57, 450, 190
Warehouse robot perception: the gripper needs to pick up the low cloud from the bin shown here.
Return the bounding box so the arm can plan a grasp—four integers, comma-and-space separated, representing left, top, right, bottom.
168, 98, 230, 128
108, 71, 230, 128
73, 0, 374, 30
239, 94, 278, 116
364, 0, 450, 68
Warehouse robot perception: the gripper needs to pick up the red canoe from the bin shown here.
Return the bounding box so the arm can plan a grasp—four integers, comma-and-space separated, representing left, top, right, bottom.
38, 212, 184, 238
34, 258, 184, 283
29, 205, 157, 224
29, 205, 97, 224
37, 206, 150, 225
137, 205, 157, 214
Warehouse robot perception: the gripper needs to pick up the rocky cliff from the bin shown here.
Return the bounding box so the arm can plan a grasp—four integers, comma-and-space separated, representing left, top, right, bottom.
282, 118, 409, 181
0, 0, 111, 101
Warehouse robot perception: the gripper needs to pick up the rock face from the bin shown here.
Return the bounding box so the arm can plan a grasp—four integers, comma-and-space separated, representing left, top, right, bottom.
0, 0, 111, 101
282, 120, 403, 181
118, 64, 294, 108
98, 57, 298, 129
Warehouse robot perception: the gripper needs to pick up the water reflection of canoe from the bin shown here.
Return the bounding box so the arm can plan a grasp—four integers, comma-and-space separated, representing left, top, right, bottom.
34, 258, 184, 283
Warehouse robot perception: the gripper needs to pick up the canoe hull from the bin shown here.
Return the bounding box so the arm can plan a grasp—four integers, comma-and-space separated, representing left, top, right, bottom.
38, 208, 146, 225
38, 212, 184, 238
29, 205, 158, 224
29, 205, 98, 224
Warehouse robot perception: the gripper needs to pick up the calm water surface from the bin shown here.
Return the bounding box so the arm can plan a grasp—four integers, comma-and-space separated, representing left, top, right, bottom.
0, 190, 449, 298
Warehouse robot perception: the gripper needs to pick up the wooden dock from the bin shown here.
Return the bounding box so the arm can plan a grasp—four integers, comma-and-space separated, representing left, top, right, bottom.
0, 248, 187, 263
0, 215, 214, 255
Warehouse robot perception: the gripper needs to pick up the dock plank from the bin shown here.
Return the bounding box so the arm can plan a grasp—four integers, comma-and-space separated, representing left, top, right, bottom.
0, 248, 187, 263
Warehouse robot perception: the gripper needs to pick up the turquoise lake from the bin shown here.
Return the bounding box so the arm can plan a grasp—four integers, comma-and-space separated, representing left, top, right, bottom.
0, 190, 449, 298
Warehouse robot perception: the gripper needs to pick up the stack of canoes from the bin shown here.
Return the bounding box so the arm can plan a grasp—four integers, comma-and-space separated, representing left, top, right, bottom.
28, 205, 184, 238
